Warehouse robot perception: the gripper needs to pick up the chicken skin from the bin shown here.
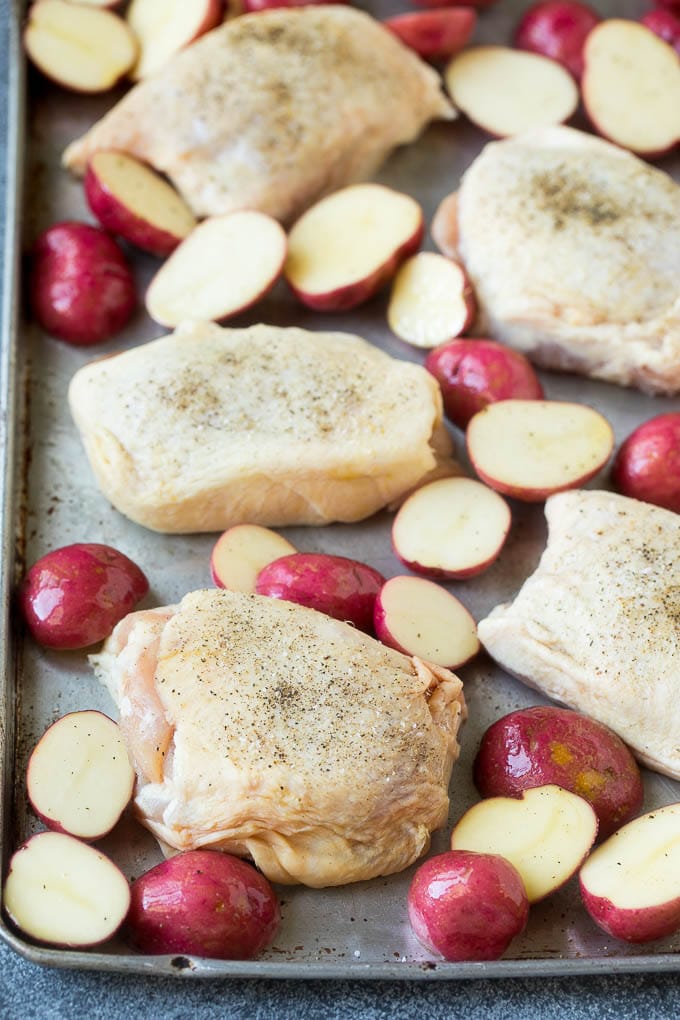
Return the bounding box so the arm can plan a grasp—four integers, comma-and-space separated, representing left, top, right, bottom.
92, 589, 466, 887
63, 6, 454, 224
433, 126, 680, 394
478, 490, 680, 780
67, 321, 457, 533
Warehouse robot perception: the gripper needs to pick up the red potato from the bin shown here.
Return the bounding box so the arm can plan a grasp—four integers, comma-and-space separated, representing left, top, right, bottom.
19, 542, 148, 650
243, 0, 345, 8
26, 711, 135, 841
473, 706, 643, 840
255, 553, 385, 633
451, 785, 598, 903
466, 400, 614, 502
657, 0, 680, 12
30, 222, 136, 346
284, 184, 424, 312
145, 211, 287, 328
125, 850, 280, 959
126, 0, 223, 81
383, 8, 477, 62
24, 0, 137, 93
2, 832, 130, 948
408, 850, 529, 962
514, 1, 601, 80
581, 20, 680, 157
430, 191, 459, 259
579, 804, 680, 943
642, 8, 680, 54
425, 338, 544, 429
211, 525, 297, 593
392, 477, 511, 580
85, 152, 197, 257
387, 253, 476, 349
612, 413, 680, 514
374, 575, 480, 669
444, 46, 579, 137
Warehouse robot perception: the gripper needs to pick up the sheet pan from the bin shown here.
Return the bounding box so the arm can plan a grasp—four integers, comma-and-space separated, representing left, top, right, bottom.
1, 0, 679, 979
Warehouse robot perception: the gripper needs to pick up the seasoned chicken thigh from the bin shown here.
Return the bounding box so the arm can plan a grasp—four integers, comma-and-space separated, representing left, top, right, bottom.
92, 589, 466, 887
434, 127, 680, 394
68, 321, 457, 533
478, 490, 680, 780
63, 6, 453, 224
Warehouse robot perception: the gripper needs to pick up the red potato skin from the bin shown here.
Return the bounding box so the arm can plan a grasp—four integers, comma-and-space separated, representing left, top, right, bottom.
579, 882, 680, 944
30, 222, 136, 345
425, 338, 544, 430
473, 706, 643, 840
255, 553, 385, 633
612, 413, 680, 514
408, 850, 529, 962
641, 9, 680, 56
84, 159, 186, 257
392, 541, 508, 582
19, 543, 148, 650
125, 851, 280, 960
287, 219, 424, 313
657, 0, 680, 12
514, 1, 601, 80
383, 9, 477, 61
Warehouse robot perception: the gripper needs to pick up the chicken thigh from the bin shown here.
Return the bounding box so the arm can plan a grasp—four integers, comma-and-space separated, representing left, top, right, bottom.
92, 589, 466, 887
63, 6, 454, 224
68, 321, 457, 533
478, 490, 680, 780
433, 126, 680, 394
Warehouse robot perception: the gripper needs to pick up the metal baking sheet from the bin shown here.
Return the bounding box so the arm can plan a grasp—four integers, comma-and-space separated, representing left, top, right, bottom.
1, 0, 679, 979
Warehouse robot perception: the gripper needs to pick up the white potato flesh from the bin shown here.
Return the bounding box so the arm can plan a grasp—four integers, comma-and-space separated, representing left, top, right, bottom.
89, 151, 197, 240
27, 711, 135, 840
580, 804, 680, 909
127, 0, 221, 80
376, 575, 479, 669
467, 400, 614, 495
445, 46, 579, 137
393, 476, 511, 578
2, 832, 130, 947
145, 211, 287, 327
211, 525, 297, 593
387, 253, 474, 349
451, 785, 598, 903
285, 184, 422, 295
582, 21, 680, 155
25, 1, 137, 93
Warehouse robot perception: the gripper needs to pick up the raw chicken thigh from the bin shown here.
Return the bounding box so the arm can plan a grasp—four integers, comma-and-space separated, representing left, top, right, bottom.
434, 126, 680, 394
63, 6, 454, 223
68, 321, 456, 533
92, 589, 466, 887
478, 490, 680, 780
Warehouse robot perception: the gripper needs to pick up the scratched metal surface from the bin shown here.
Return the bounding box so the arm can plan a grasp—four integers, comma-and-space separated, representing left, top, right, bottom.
0, 0, 678, 979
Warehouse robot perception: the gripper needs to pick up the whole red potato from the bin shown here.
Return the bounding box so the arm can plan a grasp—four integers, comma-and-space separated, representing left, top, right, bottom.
255, 552, 385, 632
612, 413, 680, 514
30, 221, 136, 345
408, 850, 529, 962
19, 542, 148, 649
424, 338, 544, 429
641, 8, 680, 54
514, 1, 601, 79
125, 850, 280, 960
473, 706, 643, 839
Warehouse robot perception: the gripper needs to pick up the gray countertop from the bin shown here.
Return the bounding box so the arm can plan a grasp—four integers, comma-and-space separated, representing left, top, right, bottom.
2, 1, 679, 1015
